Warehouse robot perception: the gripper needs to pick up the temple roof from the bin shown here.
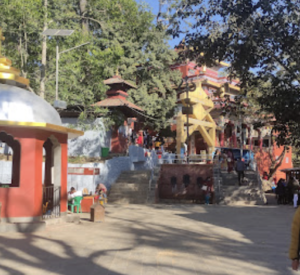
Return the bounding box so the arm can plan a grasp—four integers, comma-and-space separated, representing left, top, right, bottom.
94, 97, 143, 111
104, 75, 137, 89
94, 97, 143, 118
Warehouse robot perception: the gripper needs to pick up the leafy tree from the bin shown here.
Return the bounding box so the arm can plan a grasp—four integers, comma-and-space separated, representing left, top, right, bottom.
158, 0, 300, 146
1, 0, 181, 130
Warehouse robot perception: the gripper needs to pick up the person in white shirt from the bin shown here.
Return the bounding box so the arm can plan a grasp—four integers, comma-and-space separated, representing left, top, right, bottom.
68, 187, 83, 202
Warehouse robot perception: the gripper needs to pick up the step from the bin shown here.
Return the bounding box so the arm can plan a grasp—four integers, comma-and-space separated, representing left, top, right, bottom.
110, 184, 149, 190
109, 194, 142, 199
109, 200, 148, 205
107, 170, 152, 205
121, 170, 151, 175
109, 189, 148, 195
111, 182, 149, 190
114, 181, 149, 185
109, 192, 147, 198
116, 179, 149, 182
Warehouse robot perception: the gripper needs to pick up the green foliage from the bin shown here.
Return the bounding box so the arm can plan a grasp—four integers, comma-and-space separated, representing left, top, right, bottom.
0, 0, 181, 130
161, 0, 300, 146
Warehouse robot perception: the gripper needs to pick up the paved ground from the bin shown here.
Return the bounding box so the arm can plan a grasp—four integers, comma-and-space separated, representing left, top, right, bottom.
0, 204, 298, 275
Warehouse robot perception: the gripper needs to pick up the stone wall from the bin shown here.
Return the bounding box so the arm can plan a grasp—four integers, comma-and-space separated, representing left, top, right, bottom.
157, 164, 214, 202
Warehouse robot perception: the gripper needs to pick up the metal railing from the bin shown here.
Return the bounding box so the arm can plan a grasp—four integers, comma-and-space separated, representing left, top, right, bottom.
42, 185, 61, 219
158, 153, 214, 164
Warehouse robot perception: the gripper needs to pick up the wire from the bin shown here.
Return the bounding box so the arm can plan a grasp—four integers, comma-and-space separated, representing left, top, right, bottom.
116, 98, 171, 125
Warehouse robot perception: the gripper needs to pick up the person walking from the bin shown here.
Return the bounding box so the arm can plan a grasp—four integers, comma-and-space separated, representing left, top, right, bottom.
235, 157, 246, 186
292, 177, 300, 208
289, 207, 300, 270
227, 150, 234, 173
276, 178, 286, 204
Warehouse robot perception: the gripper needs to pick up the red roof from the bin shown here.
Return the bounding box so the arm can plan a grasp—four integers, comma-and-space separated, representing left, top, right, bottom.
104, 75, 137, 89
93, 96, 143, 111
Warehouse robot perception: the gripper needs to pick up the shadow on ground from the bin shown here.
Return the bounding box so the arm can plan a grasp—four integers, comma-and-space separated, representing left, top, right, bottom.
0, 204, 296, 275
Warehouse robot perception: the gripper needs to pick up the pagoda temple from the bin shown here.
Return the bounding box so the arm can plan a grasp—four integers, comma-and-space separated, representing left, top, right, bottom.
94, 75, 143, 153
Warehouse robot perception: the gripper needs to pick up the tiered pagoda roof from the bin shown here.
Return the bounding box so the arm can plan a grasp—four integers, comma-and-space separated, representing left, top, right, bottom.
94, 75, 143, 117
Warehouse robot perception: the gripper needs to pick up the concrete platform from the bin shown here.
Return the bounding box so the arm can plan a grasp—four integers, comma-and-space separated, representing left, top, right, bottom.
0, 213, 81, 233
0, 221, 46, 233
0, 204, 297, 274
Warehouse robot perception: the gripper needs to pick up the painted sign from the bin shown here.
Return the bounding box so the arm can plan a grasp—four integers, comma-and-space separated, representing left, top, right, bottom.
68, 167, 100, 175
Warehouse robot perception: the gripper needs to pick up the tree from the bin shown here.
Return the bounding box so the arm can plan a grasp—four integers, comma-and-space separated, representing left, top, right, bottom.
55, 0, 182, 130
0, 0, 44, 93
1, 0, 181, 130
158, 0, 300, 147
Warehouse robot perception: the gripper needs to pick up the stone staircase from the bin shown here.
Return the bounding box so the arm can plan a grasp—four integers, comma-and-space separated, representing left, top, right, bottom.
219, 170, 266, 205
108, 170, 152, 204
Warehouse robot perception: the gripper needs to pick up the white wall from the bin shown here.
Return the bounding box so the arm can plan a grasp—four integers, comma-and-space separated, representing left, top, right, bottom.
61, 117, 112, 157
0, 145, 160, 192
67, 146, 159, 192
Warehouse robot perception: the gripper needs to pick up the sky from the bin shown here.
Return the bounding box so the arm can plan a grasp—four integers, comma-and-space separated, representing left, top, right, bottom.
136, 0, 183, 48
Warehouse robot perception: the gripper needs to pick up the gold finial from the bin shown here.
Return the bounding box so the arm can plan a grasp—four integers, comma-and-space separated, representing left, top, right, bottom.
116, 67, 119, 76
0, 28, 5, 57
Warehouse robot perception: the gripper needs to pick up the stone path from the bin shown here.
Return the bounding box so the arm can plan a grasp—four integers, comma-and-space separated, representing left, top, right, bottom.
0, 204, 298, 275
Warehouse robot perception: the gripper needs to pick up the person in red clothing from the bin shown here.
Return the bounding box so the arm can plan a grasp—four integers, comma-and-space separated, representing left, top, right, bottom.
136, 130, 144, 147
263, 171, 268, 180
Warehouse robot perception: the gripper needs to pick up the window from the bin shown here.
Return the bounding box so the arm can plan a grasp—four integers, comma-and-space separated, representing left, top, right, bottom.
263, 139, 270, 147
0, 132, 21, 187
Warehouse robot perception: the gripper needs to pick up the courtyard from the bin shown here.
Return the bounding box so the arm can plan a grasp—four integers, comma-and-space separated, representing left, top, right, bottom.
0, 204, 296, 275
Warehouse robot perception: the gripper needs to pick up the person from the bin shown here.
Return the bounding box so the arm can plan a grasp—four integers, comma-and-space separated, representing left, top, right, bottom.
287, 177, 294, 205
95, 183, 107, 203
143, 129, 149, 148
205, 188, 211, 204
276, 178, 286, 204
227, 150, 234, 173
160, 136, 165, 152
213, 149, 220, 164
154, 136, 161, 151
131, 130, 137, 144
147, 133, 153, 149
204, 178, 213, 204
221, 150, 228, 171
235, 157, 246, 186
289, 207, 300, 270
136, 131, 143, 147
68, 187, 83, 203
292, 177, 300, 208
95, 183, 107, 195
271, 177, 277, 194
263, 172, 268, 180
180, 142, 187, 162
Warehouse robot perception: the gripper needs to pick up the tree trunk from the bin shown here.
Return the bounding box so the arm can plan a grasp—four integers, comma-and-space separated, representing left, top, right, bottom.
40, 0, 48, 99
80, 0, 89, 35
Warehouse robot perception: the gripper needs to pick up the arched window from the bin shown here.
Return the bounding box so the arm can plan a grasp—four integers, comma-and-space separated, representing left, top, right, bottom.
0, 132, 21, 187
